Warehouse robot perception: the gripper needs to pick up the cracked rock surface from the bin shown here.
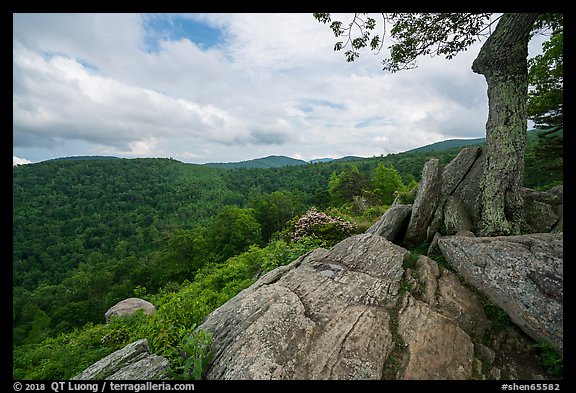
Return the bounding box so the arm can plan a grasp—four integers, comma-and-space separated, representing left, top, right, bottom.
198, 232, 562, 380
199, 234, 408, 380
438, 233, 563, 352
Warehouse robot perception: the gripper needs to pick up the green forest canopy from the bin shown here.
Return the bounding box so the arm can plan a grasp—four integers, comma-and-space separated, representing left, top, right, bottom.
12, 133, 561, 378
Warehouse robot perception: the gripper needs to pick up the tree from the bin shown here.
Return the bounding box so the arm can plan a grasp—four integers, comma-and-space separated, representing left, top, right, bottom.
253, 191, 305, 242
328, 164, 366, 206
527, 13, 563, 172
153, 229, 207, 287
315, 13, 546, 235
205, 206, 262, 262
528, 14, 563, 131
371, 163, 405, 205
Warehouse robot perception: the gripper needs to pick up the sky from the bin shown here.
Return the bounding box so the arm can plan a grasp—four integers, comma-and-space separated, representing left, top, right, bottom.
13, 13, 549, 165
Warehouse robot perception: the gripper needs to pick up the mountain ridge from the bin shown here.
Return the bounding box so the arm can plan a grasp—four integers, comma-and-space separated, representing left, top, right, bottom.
203, 155, 307, 169
200, 137, 486, 169
30, 136, 486, 168
31, 132, 543, 168
405, 137, 485, 153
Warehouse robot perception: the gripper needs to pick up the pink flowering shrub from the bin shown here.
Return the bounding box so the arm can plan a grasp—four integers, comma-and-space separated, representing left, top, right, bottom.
287, 207, 357, 246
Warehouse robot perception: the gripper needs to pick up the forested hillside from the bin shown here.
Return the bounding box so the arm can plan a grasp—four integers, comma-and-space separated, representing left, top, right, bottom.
204, 155, 307, 169
12, 131, 562, 379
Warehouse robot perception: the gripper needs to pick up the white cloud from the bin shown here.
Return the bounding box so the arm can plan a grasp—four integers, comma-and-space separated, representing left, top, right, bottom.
13, 43, 254, 151
13, 13, 545, 164
13, 156, 32, 166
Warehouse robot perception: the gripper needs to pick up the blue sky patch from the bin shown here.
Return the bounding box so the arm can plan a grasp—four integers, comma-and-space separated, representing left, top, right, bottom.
297, 99, 347, 113
355, 116, 396, 128
142, 14, 224, 53
40, 50, 100, 73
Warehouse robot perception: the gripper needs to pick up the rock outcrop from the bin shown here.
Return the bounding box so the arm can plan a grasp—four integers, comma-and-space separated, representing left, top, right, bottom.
403, 159, 442, 245
194, 146, 563, 380
522, 186, 563, 233
105, 298, 157, 322
199, 234, 408, 379
438, 233, 563, 352
72, 339, 169, 380
76, 146, 562, 380
388, 146, 563, 243
366, 204, 412, 243
197, 232, 523, 380
397, 294, 475, 380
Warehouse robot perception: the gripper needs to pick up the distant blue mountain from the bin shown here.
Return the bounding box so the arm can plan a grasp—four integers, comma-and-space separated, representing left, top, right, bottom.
204, 155, 307, 169
337, 156, 363, 162
308, 158, 334, 164
406, 137, 485, 153
41, 130, 541, 168
406, 129, 541, 154
44, 156, 121, 162
204, 154, 368, 169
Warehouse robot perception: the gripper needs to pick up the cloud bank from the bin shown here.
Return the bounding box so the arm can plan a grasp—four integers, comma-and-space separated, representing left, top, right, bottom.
13, 13, 545, 165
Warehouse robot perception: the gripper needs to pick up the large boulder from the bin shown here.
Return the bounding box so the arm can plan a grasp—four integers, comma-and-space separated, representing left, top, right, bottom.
366, 204, 412, 243
422, 147, 484, 239
441, 146, 482, 199
197, 232, 526, 380
71, 339, 169, 380
522, 186, 563, 233
438, 233, 563, 352
442, 146, 484, 229
199, 234, 409, 379
397, 294, 475, 380
105, 298, 157, 322
370, 147, 561, 248
404, 159, 442, 245
443, 195, 474, 235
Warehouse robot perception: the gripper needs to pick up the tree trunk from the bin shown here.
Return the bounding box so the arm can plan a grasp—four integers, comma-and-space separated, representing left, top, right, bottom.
472, 13, 538, 236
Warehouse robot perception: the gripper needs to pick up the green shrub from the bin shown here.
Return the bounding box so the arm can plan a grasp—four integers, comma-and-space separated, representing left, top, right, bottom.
13, 238, 318, 380
394, 179, 419, 204
13, 322, 124, 380
165, 327, 213, 380
483, 303, 512, 332
283, 207, 357, 247
531, 341, 563, 376
362, 204, 389, 222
